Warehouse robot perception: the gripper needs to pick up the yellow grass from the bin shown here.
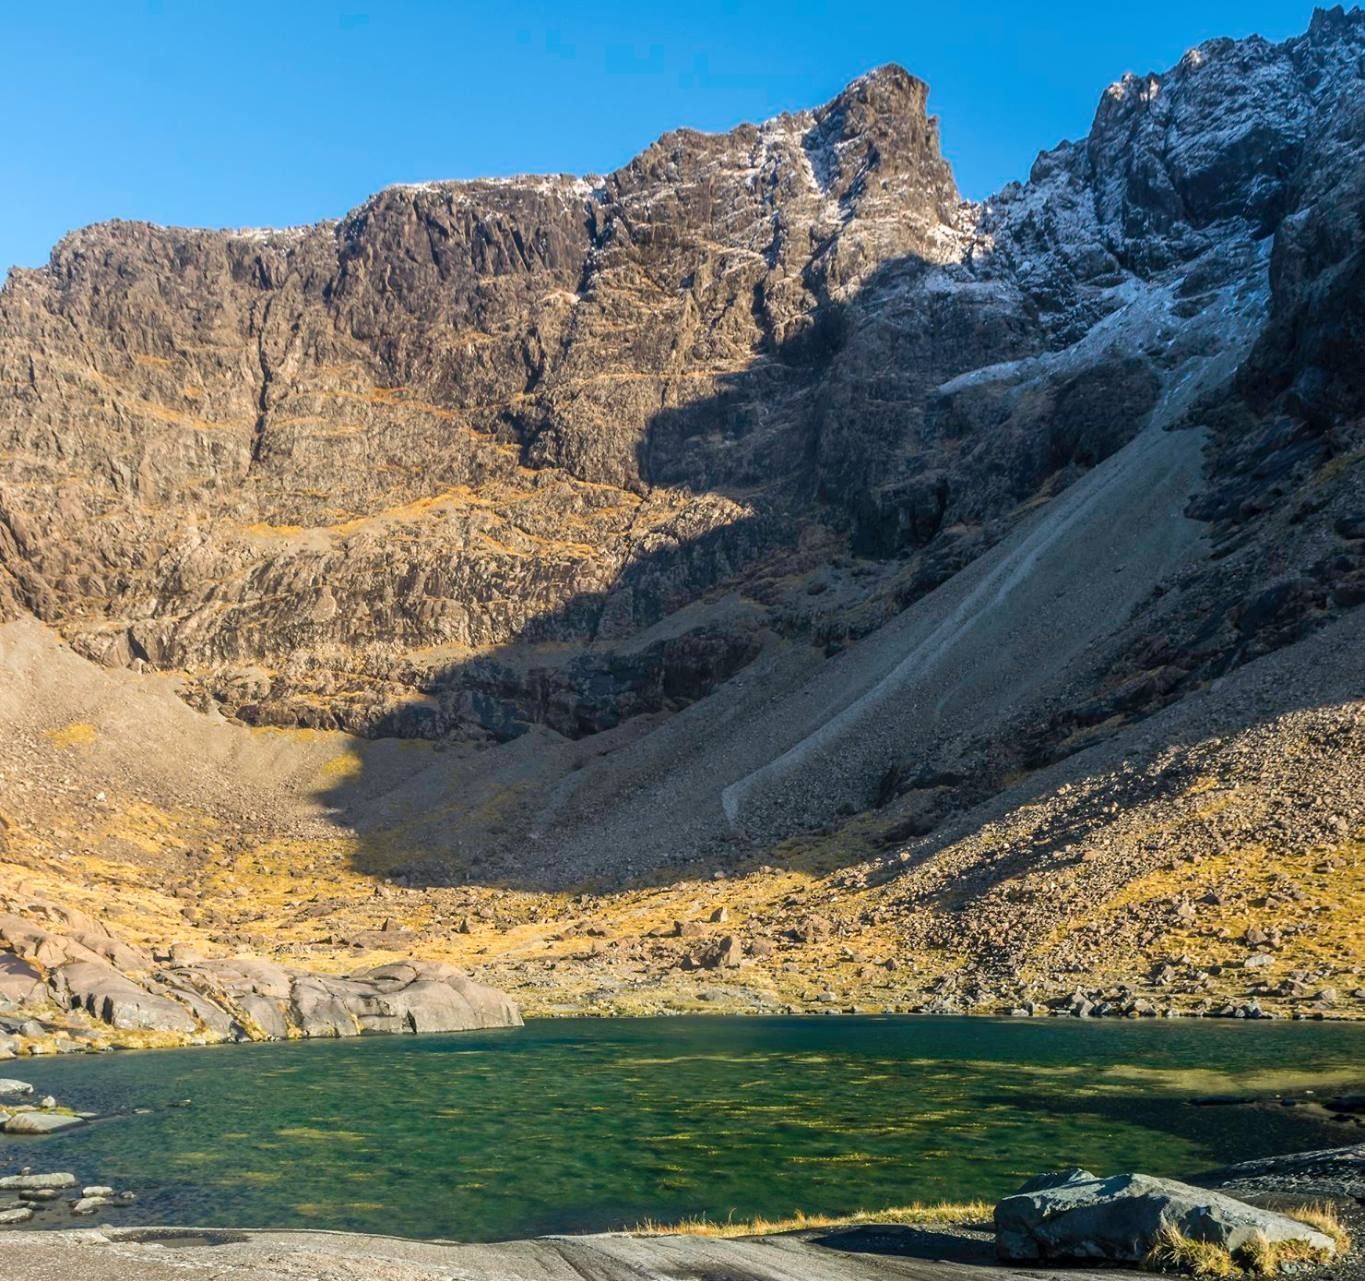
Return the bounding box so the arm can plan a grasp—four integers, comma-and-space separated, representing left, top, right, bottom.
1145, 1227, 1240, 1279
633, 1200, 991, 1238
1284, 1202, 1350, 1255
1233, 1231, 1334, 1277
1145, 1212, 1346, 1280
45, 722, 97, 748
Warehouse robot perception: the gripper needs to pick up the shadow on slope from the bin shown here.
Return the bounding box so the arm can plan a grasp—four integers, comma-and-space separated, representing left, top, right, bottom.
310, 242, 1362, 899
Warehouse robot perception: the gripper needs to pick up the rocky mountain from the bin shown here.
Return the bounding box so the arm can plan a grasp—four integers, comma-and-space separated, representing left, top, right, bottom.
0, 9, 1362, 1037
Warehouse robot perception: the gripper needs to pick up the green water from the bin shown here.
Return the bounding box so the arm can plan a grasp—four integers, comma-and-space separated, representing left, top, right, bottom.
4, 1016, 1362, 1241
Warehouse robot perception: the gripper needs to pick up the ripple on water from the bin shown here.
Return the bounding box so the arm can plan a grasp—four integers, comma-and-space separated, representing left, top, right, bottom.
3, 1015, 1362, 1242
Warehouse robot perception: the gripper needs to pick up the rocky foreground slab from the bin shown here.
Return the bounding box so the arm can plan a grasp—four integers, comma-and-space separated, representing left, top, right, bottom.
0, 1225, 1122, 1281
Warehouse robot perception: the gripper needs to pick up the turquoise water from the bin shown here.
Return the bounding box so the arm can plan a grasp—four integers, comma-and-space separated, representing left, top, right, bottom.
3, 1016, 1362, 1241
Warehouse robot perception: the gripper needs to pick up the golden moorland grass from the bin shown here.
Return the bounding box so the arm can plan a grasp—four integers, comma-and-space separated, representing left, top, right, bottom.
1285, 1202, 1351, 1255
633, 1200, 992, 1238
1144, 1204, 1349, 1279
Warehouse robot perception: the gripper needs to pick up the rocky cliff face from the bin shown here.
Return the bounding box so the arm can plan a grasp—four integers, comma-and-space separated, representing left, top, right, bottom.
1, 11, 1363, 874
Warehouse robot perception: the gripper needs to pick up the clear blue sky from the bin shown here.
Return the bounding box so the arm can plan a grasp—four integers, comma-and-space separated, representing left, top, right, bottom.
2, 1, 1325, 275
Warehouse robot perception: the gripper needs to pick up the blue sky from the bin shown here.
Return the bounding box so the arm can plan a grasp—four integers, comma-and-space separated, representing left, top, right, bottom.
2, 1, 1324, 274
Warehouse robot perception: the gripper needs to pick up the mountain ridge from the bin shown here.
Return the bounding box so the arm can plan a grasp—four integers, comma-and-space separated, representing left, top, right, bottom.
0, 7, 1361, 1039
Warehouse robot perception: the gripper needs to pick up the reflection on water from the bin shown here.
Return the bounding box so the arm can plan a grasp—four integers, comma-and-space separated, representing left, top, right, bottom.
4, 1015, 1361, 1241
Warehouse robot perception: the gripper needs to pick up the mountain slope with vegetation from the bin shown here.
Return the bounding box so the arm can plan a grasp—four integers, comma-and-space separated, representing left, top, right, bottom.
1, 9, 1363, 1042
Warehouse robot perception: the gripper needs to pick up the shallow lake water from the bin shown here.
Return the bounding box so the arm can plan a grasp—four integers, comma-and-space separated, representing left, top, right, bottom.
5, 1015, 1363, 1241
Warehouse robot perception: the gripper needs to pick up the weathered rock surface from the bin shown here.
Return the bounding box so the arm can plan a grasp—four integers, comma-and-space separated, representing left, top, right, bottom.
1198, 1142, 1365, 1199
0, 1224, 1120, 1281
0, 900, 521, 1044
55, 960, 197, 1034
995, 1170, 1337, 1262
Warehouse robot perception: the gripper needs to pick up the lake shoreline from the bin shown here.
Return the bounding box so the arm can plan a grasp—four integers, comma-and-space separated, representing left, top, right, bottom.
8, 1001, 1365, 1064
1, 1145, 1362, 1281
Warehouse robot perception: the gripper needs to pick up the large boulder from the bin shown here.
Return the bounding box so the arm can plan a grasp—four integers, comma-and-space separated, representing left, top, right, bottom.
235, 993, 289, 1040
0, 1173, 76, 1190
191, 957, 293, 999
994, 1171, 1337, 1263
54, 960, 196, 1033
349, 963, 523, 1030
0, 914, 105, 970
160, 984, 240, 1041
289, 976, 361, 1038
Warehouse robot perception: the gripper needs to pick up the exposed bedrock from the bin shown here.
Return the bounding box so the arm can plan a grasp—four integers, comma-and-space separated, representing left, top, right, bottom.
0, 904, 521, 1044
1, 11, 1364, 869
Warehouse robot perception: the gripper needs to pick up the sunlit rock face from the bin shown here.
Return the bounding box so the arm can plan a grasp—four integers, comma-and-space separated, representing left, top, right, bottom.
1, 10, 1363, 763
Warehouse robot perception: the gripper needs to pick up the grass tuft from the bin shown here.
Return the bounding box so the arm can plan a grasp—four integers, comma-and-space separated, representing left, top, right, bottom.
1231, 1231, 1334, 1277
1146, 1213, 1346, 1280
1284, 1202, 1350, 1255
633, 1200, 992, 1238
1145, 1226, 1240, 1279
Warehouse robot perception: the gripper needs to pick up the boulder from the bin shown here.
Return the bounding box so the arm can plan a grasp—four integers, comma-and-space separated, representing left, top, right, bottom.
995, 1171, 1337, 1263
55, 960, 196, 1033
0, 1078, 34, 1096
193, 957, 293, 999
686, 934, 744, 970
1016, 1168, 1096, 1194
0, 1206, 33, 1224
349, 963, 522, 1030
70, 1195, 113, 1215
289, 977, 360, 1038
161, 985, 238, 1040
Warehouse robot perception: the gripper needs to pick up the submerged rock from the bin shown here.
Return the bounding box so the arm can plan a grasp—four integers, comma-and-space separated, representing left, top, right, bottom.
995, 1170, 1337, 1262
3, 1112, 85, 1135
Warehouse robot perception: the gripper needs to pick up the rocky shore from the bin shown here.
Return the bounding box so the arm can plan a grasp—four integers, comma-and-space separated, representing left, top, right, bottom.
0, 895, 520, 1055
